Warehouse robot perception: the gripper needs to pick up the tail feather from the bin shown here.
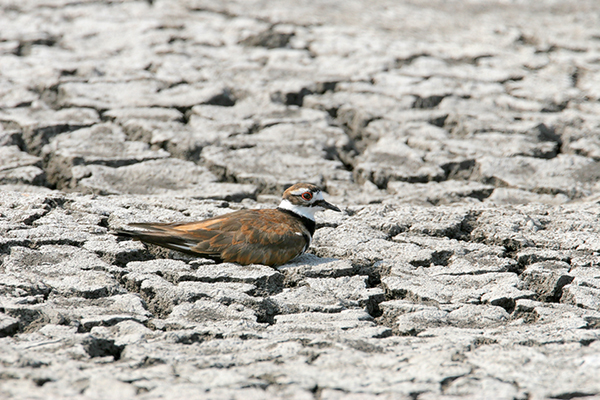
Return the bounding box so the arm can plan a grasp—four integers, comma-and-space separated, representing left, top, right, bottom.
115, 225, 222, 261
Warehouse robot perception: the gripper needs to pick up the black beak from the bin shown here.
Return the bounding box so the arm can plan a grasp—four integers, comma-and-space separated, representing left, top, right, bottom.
315, 199, 341, 212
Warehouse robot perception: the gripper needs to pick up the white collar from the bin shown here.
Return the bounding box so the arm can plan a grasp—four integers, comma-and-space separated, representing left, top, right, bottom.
278, 199, 317, 220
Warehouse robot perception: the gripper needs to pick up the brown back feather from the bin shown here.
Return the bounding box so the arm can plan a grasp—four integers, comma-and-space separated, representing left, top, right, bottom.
118, 209, 309, 266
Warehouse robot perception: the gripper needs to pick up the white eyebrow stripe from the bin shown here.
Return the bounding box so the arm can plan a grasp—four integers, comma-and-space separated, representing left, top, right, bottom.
289, 189, 325, 203
290, 188, 311, 195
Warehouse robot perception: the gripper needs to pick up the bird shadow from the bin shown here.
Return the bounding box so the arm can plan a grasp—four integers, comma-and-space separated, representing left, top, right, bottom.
277, 253, 342, 271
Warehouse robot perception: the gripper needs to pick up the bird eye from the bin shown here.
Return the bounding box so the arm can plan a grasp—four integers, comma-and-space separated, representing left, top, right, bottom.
301, 192, 313, 201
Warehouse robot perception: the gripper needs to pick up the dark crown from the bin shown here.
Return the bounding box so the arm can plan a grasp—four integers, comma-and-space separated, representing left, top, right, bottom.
282, 183, 320, 206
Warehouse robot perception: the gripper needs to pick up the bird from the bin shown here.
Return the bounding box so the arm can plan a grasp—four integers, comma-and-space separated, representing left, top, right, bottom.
116, 183, 340, 267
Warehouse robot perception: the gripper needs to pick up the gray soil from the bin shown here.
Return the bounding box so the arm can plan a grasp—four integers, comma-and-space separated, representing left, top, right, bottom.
1, 1, 600, 399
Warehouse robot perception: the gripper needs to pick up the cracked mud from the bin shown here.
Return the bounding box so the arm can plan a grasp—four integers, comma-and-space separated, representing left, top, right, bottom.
1, 1, 600, 399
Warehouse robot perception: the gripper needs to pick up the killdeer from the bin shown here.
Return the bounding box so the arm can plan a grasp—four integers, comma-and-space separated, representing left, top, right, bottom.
117, 183, 340, 266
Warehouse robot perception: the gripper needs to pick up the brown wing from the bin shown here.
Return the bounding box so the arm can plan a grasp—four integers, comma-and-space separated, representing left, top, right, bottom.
117, 209, 310, 267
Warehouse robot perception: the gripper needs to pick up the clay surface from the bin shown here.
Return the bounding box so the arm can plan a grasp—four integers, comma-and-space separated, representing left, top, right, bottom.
1, 1, 600, 399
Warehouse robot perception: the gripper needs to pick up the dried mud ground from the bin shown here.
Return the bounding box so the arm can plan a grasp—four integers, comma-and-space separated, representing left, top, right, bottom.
2, 1, 600, 399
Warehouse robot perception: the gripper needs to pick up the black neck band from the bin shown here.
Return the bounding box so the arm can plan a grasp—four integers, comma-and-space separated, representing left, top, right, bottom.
276, 207, 316, 236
